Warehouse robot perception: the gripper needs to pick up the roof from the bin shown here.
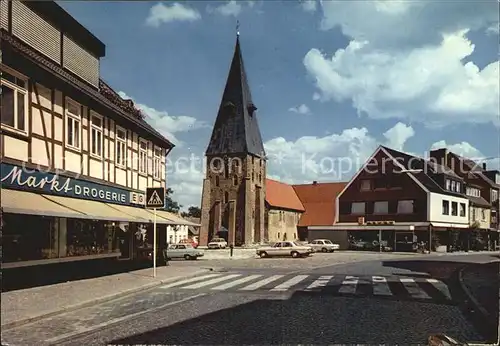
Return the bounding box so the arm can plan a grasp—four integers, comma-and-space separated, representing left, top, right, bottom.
381, 146, 465, 197
265, 179, 305, 212
205, 36, 265, 157
293, 182, 347, 227
1, 31, 174, 150
448, 152, 500, 188
468, 195, 491, 208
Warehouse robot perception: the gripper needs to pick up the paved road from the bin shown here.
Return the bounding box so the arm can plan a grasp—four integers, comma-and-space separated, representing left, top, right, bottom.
2, 253, 496, 345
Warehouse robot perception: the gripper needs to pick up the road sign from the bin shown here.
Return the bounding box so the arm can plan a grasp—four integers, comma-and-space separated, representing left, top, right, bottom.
146, 187, 165, 209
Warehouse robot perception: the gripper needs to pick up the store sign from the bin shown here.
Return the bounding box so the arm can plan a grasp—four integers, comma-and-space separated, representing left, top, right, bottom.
0, 163, 145, 206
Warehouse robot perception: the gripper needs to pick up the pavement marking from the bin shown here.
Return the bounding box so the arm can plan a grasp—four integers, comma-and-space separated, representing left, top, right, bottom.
426, 278, 452, 300
239, 275, 285, 291
160, 273, 223, 289
270, 275, 309, 292
371, 276, 393, 296
304, 275, 333, 290
210, 274, 263, 291
45, 293, 207, 344
338, 275, 358, 294
400, 278, 431, 299
181, 274, 242, 289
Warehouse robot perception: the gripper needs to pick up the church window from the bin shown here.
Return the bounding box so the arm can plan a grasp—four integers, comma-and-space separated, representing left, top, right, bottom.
215, 176, 220, 187
224, 192, 229, 203
233, 175, 238, 186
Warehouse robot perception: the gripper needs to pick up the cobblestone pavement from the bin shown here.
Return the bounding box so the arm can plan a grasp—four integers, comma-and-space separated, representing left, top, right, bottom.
461, 261, 500, 318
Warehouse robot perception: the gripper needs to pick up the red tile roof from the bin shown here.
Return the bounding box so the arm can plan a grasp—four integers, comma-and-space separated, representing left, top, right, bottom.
265, 179, 305, 212
292, 182, 347, 227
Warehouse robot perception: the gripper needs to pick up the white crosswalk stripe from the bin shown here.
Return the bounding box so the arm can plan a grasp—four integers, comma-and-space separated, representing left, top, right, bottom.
164, 273, 452, 301
182, 274, 242, 289
211, 275, 263, 291
239, 275, 285, 291
271, 275, 309, 292
400, 278, 431, 299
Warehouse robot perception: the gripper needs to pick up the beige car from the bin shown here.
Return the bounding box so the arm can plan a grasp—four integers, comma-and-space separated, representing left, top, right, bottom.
256, 241, 313, 258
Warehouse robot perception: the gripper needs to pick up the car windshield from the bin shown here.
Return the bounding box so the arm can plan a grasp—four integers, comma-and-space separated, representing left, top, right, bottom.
324, 240, 333, 244
292, 242, 302, 247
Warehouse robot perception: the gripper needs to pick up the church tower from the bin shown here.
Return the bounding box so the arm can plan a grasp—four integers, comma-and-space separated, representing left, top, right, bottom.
199, 33, 266, 247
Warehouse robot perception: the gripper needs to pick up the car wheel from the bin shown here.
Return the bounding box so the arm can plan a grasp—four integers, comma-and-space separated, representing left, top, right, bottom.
321, 248, 328, 253
259, 251, 268, 258
291, 251, 299, 258
184, 254, 191, 260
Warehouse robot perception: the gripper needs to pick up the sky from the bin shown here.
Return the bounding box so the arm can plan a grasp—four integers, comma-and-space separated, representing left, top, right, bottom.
59, 0, 500, 210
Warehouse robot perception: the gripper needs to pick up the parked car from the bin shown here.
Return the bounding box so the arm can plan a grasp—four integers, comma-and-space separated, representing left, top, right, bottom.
256, 241, 313, 258
164, 243, 204, 260
207, 237, 228, 249
179, 238, 198, 248
309, 239, 340, 252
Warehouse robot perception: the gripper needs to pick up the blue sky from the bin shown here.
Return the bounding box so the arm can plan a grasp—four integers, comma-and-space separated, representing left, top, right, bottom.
59, 0, 500, 209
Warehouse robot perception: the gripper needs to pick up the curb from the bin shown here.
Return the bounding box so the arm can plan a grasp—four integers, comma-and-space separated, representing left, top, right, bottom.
457, 261, 498, 331
1, 268, 211, 331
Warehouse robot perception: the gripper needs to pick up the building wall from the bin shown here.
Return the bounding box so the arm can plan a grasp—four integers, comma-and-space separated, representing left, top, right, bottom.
428, 192, 469, 225
266, 207, 301, 243
469, 205, 491, 229
0, 66, 165, 198
166, 224, 189, 244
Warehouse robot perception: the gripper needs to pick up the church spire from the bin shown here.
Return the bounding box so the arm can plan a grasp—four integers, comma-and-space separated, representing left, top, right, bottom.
205, 29, 265, 158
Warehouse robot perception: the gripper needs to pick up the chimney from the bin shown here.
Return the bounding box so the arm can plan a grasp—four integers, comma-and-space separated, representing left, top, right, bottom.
313, 181, 317, 185
429, 148, 448, 167
482, 163, 487, 170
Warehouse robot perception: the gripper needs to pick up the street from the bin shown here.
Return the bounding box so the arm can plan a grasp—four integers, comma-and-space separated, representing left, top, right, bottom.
1, 253, 498, 345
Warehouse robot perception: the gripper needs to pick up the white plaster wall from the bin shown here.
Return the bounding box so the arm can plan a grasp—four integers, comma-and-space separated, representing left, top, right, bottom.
166, 225, 189, 244
429, 192, 469, 225
3, 136, 28, 161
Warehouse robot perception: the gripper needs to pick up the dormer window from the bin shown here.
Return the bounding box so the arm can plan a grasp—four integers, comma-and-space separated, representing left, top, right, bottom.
466, 187, 481, 198
247, 103, 257, 116
223, 102, 236, 114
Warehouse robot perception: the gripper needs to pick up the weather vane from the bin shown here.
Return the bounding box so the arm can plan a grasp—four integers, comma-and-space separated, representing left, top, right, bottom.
236, 20, 240, 36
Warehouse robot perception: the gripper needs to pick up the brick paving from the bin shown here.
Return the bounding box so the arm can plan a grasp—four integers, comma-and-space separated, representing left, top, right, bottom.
461, 261, 500, 318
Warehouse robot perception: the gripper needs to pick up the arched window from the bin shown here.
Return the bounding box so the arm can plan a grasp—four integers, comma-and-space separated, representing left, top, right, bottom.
215, 176, 220, 187
225, 192, 229, 203
233, 175, 238, 186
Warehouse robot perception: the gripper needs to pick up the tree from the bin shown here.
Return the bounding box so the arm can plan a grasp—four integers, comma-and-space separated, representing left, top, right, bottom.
164, 188, 182, 213
181, 206, 201, 218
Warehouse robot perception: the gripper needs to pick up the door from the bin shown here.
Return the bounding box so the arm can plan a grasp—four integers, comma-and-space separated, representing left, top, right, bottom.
269, 242, 282, 256
282, 242, 293, 255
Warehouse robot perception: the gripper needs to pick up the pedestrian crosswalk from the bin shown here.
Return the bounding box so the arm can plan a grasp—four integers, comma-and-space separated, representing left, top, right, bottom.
160, 272, 453, 302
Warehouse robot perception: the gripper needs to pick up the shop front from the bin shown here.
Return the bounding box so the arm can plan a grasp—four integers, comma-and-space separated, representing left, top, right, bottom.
0, 163, 178, 268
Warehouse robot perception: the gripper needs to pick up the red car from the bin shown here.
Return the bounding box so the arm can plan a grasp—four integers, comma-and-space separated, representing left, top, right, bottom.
179, 238, 198, 248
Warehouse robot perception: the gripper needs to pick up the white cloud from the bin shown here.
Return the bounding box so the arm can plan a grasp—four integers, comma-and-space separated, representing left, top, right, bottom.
146, 2, 201, 27
304, 0, 499, 128
486, 23, 499, 35
301, 0, 317, 12
210, 1, 242, 17
117, 91, 207, 146
288, 104, 311, 115
383, 122, 415, 151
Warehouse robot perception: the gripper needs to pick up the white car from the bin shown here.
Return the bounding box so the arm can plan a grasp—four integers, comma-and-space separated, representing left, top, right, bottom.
309, 239, 340, 253
207, 237, 228, 249
256, 241, 313, 258
164, 243, 204, 260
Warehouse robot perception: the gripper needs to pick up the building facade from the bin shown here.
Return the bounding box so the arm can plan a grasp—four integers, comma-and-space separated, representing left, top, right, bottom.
0, 1, 190, 268
265, 179, 304, 243
199, 34, 266, 247
322, 146, 470, 251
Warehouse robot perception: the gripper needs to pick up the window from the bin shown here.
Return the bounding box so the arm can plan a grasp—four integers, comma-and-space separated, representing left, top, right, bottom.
451, 201, 458, 216
1, 70, 27, 132
460, 203, 466, 217
215, 176, 220, 187
224, 192, 229, 203
445, 179, 451, 190
360, 180, 371, 191
492, 189, 499, 203
466, 187, 481, 198
115, 127, 126, 167
351, 202, 366, 214
65, 99, 81, 149
451, 181, 456, 192
153, 147, 162, 179
397, 200, 414, 214
90, 112, 103, 157
455, 182, 461, 193
139, 140, 148, 174
481, 209, 486, 221
442, 200, 449, 215
373, 201, 389, 214
233, 175, 238, 186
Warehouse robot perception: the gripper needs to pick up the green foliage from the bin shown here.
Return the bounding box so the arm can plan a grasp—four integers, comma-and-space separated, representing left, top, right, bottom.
164, 187, 182, 213
181, 206, 201, 218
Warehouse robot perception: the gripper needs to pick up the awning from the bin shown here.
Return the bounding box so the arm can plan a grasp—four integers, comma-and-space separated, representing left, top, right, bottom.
0, 189, 87, 219
150, 209, 201, 226
106, 204, 175, 224
43, 195, 137, 222
308, 224, 416, 231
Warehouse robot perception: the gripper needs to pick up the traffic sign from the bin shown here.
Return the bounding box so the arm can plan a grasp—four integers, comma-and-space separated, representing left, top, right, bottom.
146, 187, 165, 209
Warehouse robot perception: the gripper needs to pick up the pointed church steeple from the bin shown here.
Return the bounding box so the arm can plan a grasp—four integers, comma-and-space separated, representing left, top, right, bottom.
205, 32, 266, 158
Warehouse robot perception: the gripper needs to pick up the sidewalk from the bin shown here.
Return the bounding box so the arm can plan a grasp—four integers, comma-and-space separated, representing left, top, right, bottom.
1, 264, 209, 329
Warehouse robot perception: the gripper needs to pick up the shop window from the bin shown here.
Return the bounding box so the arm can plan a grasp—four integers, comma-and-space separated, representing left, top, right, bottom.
1, 69, 27, 133
90, 112, 103, 157
67, 219, 117, 256
66, 98, 81, 149
460, 203, 466, 217
116, 127, 127, 167
442, 200, 449, 215
373, 201, 389, 214
139, 140, 148, 174
153, 147, 162, 179
351, 202, 366, 214
451, 201, 458, 216
397, 200, 414, 214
